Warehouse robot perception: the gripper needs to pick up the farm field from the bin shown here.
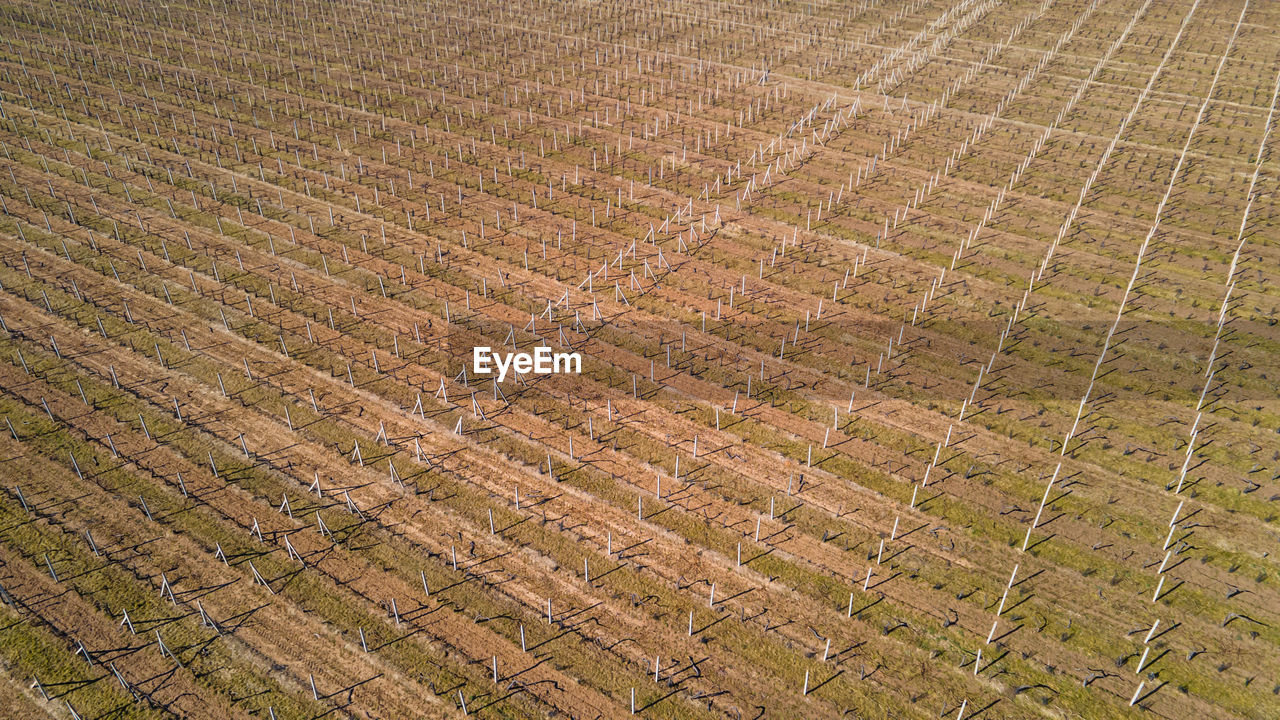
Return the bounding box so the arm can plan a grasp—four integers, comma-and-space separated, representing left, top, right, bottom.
1, 0, 1279, 717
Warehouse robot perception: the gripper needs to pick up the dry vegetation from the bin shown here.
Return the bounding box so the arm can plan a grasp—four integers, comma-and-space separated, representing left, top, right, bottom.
1, 0, 1279, 717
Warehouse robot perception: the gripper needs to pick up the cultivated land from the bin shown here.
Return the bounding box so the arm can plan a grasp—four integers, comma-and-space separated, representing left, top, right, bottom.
0, 0, 1278, 717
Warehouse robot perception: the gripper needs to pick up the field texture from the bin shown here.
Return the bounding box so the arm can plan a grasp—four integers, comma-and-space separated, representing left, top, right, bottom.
1, 0, 1279, 717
